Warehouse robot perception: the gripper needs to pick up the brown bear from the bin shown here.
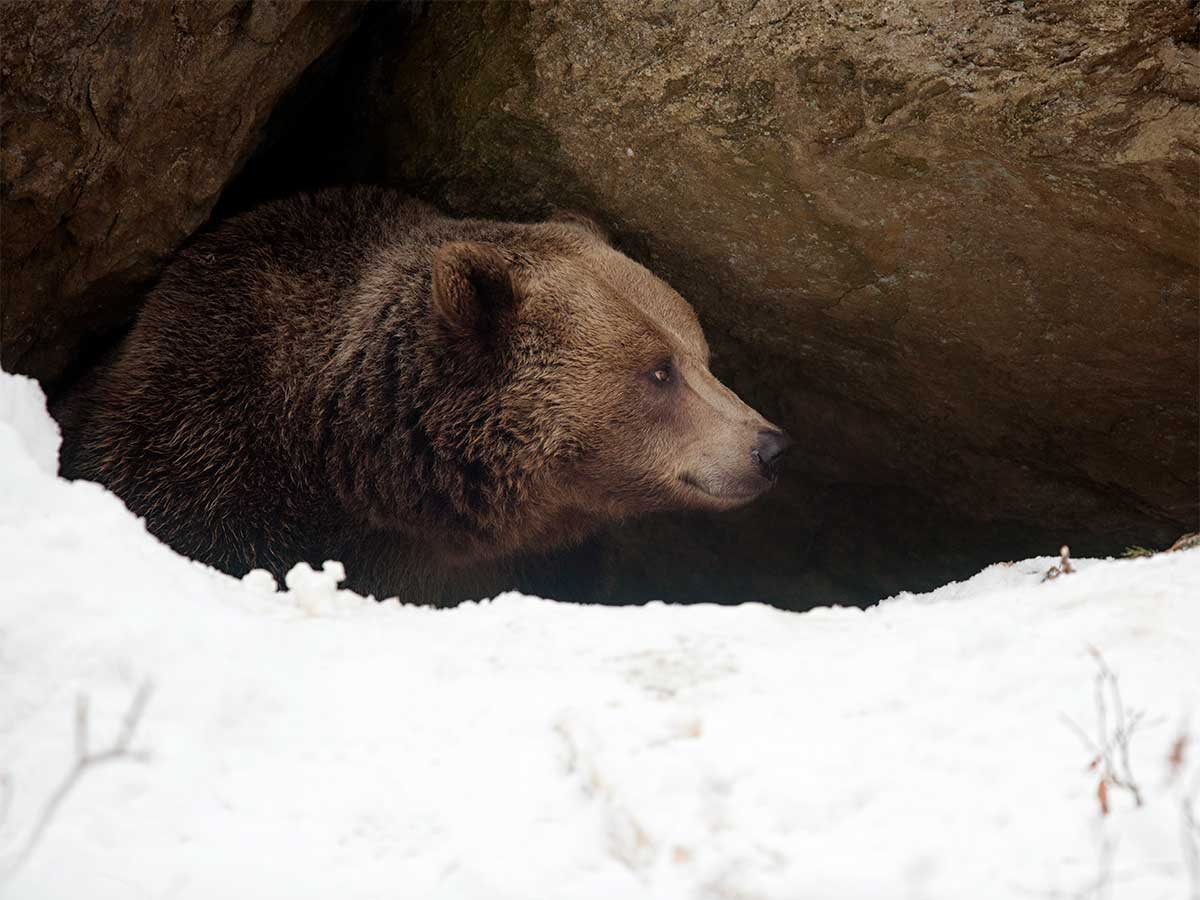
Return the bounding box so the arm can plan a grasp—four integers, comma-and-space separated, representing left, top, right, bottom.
57, 186, 790, 604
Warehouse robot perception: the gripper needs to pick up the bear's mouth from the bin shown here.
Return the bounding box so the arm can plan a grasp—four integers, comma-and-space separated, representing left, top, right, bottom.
678, 472, 766, 505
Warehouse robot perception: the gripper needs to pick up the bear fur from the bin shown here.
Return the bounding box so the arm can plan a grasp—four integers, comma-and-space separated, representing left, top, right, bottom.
58, 187, 785, 604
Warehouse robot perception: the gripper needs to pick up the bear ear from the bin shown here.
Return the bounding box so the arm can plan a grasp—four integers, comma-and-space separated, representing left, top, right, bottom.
549, 210, 611, 245
431, 241, 520, 340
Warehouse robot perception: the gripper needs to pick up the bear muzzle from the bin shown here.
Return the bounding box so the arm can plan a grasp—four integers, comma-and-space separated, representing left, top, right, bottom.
677, 426, 789, 509
751, 428, 793, 479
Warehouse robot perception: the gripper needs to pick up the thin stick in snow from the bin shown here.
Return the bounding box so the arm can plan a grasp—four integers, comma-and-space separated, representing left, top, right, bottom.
1061, 648, 1144, 815
1043, 545, 1075, 582
1, 681, 152, 877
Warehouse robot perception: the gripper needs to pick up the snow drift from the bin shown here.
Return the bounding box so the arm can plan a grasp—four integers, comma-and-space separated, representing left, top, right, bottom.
1, 369, 1197, 899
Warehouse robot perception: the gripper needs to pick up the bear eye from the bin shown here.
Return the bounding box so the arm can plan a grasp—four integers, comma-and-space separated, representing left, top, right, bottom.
650, 361, 673, 385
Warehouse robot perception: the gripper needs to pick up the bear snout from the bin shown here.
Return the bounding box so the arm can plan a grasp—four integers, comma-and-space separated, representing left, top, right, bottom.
751, 428, 792, 478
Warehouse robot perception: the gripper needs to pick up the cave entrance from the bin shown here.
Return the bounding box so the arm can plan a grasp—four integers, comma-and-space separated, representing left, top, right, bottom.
85, 3, 1200, 610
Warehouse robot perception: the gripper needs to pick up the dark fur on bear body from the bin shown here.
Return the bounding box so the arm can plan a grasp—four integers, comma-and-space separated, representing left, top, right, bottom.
58, 187, 788, 604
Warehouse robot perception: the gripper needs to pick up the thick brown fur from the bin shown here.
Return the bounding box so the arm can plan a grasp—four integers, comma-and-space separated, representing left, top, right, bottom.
58, 187, 783, 604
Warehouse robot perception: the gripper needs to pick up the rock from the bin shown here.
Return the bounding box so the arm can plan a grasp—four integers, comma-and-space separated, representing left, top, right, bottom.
1, 0, 363, 386
307, 0, 1197, 604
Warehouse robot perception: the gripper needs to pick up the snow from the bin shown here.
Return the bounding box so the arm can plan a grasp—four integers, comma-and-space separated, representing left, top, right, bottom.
1, 367, 1198, 899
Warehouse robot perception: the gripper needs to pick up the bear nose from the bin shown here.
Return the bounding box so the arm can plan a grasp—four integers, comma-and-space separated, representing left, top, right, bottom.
751, 428, 792, 476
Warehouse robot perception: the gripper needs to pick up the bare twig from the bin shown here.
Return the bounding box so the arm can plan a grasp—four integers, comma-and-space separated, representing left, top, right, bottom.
1063, 649, 1144, 815
1043, 545, 1075, 582
1089, 648, 1144, 809
1, 682, 152, 877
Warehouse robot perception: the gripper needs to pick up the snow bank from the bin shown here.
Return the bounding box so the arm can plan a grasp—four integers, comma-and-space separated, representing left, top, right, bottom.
1, 369, 1197, 899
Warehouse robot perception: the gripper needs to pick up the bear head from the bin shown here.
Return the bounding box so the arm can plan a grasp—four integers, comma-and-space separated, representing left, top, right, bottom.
425, 212, 790, 540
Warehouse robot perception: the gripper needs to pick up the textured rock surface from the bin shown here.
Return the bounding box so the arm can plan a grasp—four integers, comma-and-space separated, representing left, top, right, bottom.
305, 0, 1197, 604
1, 0, 362, 385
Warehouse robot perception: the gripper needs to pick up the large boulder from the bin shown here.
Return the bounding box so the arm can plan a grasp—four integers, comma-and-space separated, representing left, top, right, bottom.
313, 0, 1197, 603
1, 0, 363, 385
